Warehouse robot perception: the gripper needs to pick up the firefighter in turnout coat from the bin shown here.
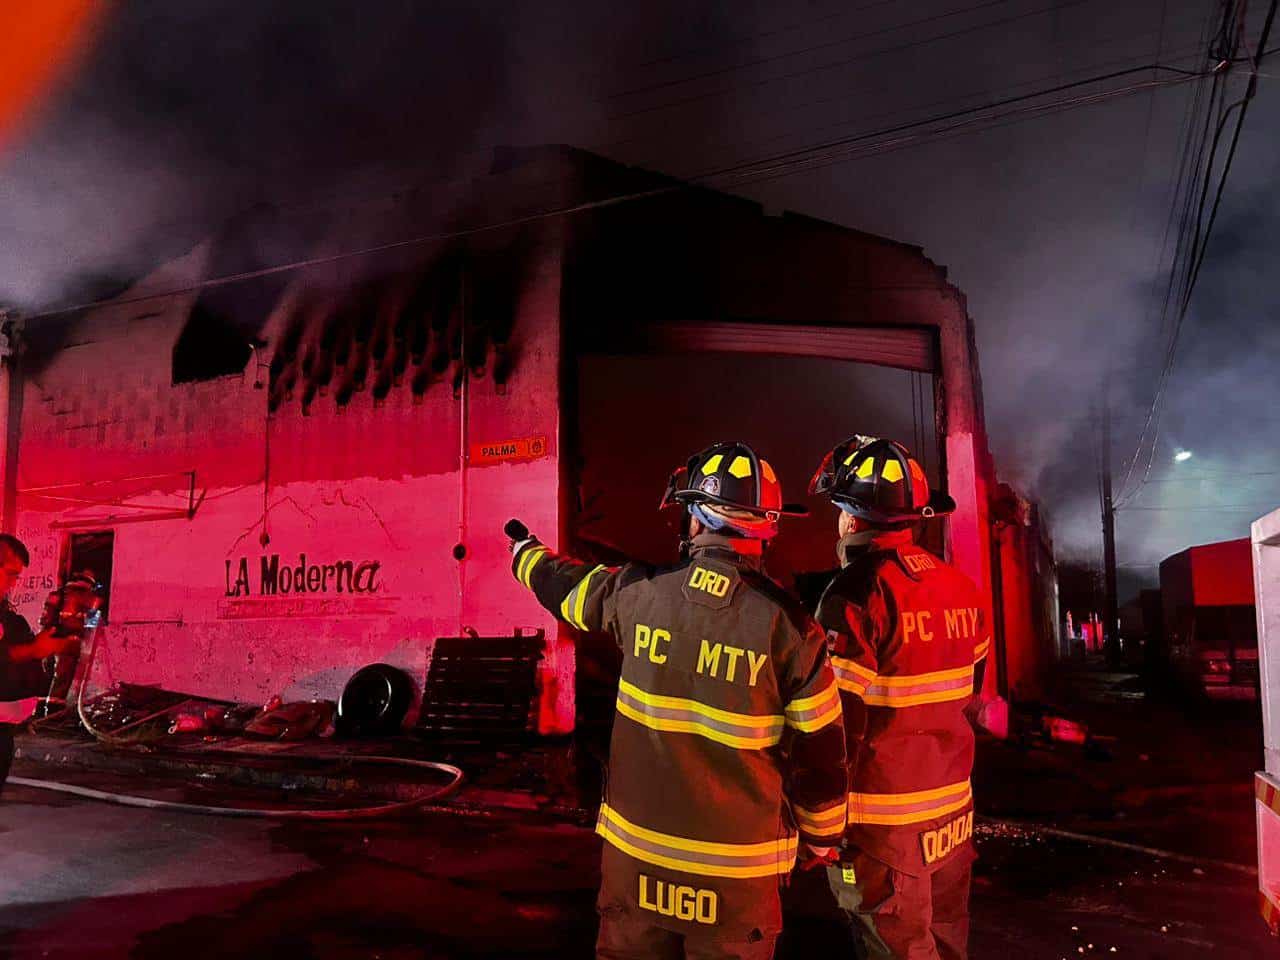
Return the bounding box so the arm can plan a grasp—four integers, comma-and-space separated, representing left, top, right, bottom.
809, 437, 988, 960
506, 441, 848, 960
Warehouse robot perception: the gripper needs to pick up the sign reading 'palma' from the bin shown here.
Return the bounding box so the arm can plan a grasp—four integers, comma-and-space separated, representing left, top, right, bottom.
470, 435, 548, 465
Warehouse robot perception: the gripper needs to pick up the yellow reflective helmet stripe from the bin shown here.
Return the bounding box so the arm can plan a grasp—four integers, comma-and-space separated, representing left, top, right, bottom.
881, 459, 904, 483
728, 455, 752, 479
700, 454, 724, 475
855, 457, 876, 479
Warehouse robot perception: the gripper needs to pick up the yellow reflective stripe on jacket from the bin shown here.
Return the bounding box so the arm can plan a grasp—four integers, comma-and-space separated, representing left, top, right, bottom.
614, 679, 785, 750
973, 638, 991, 662
521, 547, 547, 588
848, 779, 972, 826
784, 678, 842, 732
559, 563, 607, 629
793, 798, 848, 839
516, 545, 547, 588
861, 664, 974, 708
596, 803, 798, 879
830, 656, 875, 695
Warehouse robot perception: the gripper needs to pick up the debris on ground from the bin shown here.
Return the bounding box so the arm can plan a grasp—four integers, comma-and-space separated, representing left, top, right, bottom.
244, 698, 337, 740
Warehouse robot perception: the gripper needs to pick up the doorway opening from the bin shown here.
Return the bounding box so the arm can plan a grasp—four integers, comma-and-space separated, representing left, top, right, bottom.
64, 530, 115, 623
574, 351, 942, 580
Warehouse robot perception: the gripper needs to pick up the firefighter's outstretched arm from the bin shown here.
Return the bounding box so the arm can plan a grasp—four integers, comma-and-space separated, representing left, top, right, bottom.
505, 519, 622, 638
778, 617, 849, 853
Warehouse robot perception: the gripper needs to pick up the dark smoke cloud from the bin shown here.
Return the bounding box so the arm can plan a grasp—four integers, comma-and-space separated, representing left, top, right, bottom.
2, 0, 1275, 576
0, 0, 519, 305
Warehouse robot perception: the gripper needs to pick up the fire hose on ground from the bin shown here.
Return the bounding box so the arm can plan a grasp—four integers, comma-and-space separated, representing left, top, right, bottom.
12, 626, 464, 819
12, 625, 1263, 862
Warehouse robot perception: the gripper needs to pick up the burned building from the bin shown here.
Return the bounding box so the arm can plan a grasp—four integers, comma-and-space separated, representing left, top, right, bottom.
1, 145, 1055, 735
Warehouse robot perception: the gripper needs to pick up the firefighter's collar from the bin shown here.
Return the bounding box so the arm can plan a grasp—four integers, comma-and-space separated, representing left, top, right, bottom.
867, 529, 914, 550
688, 534, 765, 570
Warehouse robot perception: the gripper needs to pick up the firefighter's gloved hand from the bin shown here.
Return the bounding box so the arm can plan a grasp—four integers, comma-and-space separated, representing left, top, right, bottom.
504, 518, 537, 555
797, 844, 840, 871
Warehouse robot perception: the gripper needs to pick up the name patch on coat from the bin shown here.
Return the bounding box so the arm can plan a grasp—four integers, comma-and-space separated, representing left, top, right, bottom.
638, 874, 720, 925
682, 562, 739, 610
919, 810, 974, 866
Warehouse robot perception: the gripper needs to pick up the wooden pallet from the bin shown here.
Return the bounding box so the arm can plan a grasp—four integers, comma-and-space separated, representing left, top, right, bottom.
416, 631, 544, 742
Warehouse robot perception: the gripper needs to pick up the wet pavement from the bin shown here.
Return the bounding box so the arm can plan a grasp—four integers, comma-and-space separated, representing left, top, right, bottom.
1, 779, 1273, 959
2, 664, 1275, 958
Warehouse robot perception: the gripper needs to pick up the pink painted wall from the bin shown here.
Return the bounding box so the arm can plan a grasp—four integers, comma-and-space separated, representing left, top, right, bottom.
13, 231, 573, 732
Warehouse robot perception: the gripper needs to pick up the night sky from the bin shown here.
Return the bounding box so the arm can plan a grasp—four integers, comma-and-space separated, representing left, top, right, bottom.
1, 0, 1276, 587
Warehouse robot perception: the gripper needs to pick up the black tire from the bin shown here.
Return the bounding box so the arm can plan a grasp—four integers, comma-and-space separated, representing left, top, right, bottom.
337, 664, 414, 737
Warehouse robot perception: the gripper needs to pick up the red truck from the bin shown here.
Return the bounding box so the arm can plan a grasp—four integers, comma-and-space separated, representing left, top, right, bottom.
1159, 538, 1259, 702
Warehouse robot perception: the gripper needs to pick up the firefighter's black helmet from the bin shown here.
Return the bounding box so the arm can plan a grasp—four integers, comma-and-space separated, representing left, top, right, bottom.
661, 441, 806, 539
810, 436, 955, 525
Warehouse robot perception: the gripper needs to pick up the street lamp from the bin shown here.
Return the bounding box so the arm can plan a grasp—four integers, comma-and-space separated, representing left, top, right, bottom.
1174, 449, 1193, 462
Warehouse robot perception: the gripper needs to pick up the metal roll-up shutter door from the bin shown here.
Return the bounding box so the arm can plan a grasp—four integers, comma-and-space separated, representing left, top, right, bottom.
636, 322, 937, 373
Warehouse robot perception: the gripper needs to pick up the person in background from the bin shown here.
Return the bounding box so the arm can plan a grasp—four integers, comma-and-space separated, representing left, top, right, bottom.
0, 534, 79, 796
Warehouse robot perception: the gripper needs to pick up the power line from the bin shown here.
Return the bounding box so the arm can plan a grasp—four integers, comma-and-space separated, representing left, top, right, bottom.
606, 0, 1098, 122
605, 0, 1013, 102
1116, 0, 1278, 506
1125, 0, 1172, 242
705, 66, 1212, 190
624, 1, 901, 74
585, 0, 901, 80
1136, 474, 1280, 484
604, 23, 1213, 172
1121, 505, 1274, 511
1116, 1, 1238, 503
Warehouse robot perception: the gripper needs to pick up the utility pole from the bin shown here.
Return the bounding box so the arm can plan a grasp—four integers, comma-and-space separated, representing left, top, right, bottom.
1100, 388, 1120, 664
